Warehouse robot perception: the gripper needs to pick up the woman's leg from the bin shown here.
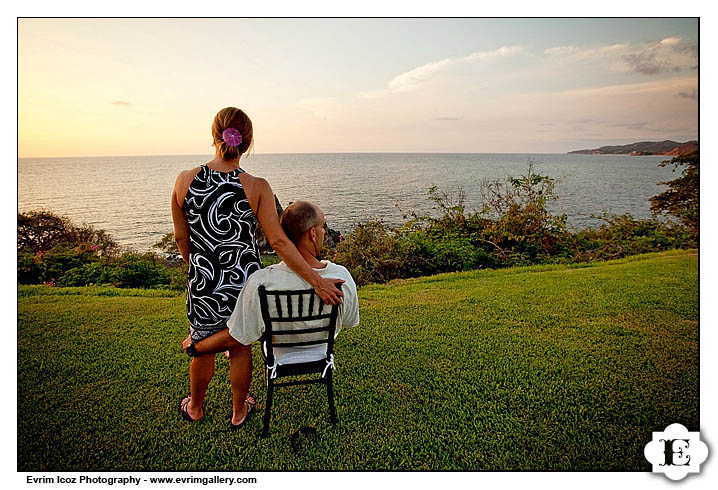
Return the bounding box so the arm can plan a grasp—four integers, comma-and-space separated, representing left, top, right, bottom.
228, 343, 253, 425
183, 353, 215, 420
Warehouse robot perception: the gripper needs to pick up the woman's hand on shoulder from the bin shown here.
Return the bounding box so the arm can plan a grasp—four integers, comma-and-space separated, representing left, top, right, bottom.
313, 277, 345, 305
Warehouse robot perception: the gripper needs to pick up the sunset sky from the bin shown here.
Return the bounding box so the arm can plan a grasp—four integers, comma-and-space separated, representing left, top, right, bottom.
18, 18, 698, 157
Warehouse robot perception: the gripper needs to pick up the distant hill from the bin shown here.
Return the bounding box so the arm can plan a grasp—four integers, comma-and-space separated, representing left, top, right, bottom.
568, 140, 698, 156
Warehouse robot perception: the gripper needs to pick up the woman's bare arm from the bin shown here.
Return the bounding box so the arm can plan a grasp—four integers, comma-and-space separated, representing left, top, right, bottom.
171, 173, 191, 264
253, 177, 344, 305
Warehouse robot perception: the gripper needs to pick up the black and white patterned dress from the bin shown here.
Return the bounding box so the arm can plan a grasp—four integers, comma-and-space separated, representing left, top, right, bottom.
183, 165, 262, 342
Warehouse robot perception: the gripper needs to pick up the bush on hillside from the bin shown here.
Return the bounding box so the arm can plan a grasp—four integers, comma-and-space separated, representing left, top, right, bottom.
572, 213, 691, 262
333, 220, 417, 285
336, 161, 574, 284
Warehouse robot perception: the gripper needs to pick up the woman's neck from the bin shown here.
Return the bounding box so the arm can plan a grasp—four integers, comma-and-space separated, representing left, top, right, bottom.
207, 154, 240, 172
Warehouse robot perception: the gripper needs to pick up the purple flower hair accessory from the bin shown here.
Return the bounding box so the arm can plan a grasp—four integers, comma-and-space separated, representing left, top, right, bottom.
222, 128, 243, 147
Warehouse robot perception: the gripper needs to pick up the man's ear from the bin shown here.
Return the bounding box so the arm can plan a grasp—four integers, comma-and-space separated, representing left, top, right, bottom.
308, 227, 317, 242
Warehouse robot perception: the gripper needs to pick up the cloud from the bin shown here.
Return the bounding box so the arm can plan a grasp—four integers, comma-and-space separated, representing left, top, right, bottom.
544, 37, 698, 75
109, 100, 131, 107
622, 52, 663, 75
361, 45, 523, 98
463, 45, 524, 62
621, 38, 698, 75
387, 58, 456, 94
544, 43, 629, 62
544, 45, 579, 56
677, 88, 698, 102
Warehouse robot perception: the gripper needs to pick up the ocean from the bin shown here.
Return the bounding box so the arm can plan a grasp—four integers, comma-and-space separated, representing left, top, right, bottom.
18, 153, 675, 252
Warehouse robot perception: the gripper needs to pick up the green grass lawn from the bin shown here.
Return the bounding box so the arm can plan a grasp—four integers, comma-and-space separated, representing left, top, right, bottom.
17, 249, 698, 471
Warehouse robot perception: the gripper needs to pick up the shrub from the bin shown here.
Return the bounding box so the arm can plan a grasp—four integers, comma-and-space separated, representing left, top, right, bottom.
152, 232, 179, 255
572, 213, 691, 262
402, 230, 494, 274
106, 252, 173, 289
56, 262, 112, 287
17, 251, 44, 285
18, 242, 102, 285
478, 161, 571, 264
56, 254, 187, 290
333, 221, 412, 286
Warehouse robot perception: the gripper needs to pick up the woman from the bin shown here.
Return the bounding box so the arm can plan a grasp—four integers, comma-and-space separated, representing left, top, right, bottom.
171, 107, 343, 427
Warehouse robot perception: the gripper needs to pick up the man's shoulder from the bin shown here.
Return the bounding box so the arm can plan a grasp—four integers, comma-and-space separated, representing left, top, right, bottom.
244, 267, 274, 287
320, 262, 356, 286
256, 262, 311, 289
319, 261, 347, 273
264, 262, 287, 272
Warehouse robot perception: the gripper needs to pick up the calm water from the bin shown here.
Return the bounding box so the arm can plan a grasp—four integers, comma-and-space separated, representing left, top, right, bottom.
18, 153, 674, 251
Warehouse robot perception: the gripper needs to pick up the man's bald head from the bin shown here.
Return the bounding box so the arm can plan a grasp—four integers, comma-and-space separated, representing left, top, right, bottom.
280, 201, 324, 245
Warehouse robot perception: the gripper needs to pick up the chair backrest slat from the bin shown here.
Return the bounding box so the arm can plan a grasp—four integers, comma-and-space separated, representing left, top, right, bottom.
274, 295, 282, 318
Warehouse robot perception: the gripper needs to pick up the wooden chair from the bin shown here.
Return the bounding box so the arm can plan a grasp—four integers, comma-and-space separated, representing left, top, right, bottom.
257, 283, 342, 438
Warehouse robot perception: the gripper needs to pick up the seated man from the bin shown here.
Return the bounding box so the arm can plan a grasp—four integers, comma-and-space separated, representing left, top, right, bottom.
183, 200, 359, 427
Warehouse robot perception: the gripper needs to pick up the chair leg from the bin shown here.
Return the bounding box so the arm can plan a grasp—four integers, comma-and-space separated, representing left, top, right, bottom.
326, 373, 338, 424
262, 380, 274, 438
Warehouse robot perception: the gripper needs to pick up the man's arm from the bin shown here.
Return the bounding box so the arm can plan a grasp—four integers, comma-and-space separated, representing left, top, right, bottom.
339, 269, 360, 327
182, 329, 244, 355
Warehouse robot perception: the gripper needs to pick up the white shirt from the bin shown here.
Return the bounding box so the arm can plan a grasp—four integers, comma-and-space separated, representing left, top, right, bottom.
226, 260, 359, 364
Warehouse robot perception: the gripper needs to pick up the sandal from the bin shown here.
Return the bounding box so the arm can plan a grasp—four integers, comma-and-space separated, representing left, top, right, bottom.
179, 395, 198, 422
230, 394, 256, 429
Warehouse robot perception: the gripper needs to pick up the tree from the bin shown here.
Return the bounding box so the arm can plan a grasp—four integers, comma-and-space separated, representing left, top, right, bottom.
17, 210, 119, 256
649, 152, 698, 241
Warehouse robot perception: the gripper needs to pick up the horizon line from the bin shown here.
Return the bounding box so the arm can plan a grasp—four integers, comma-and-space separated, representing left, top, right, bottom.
19, 150, 574, 159
17, 147, 694, 160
